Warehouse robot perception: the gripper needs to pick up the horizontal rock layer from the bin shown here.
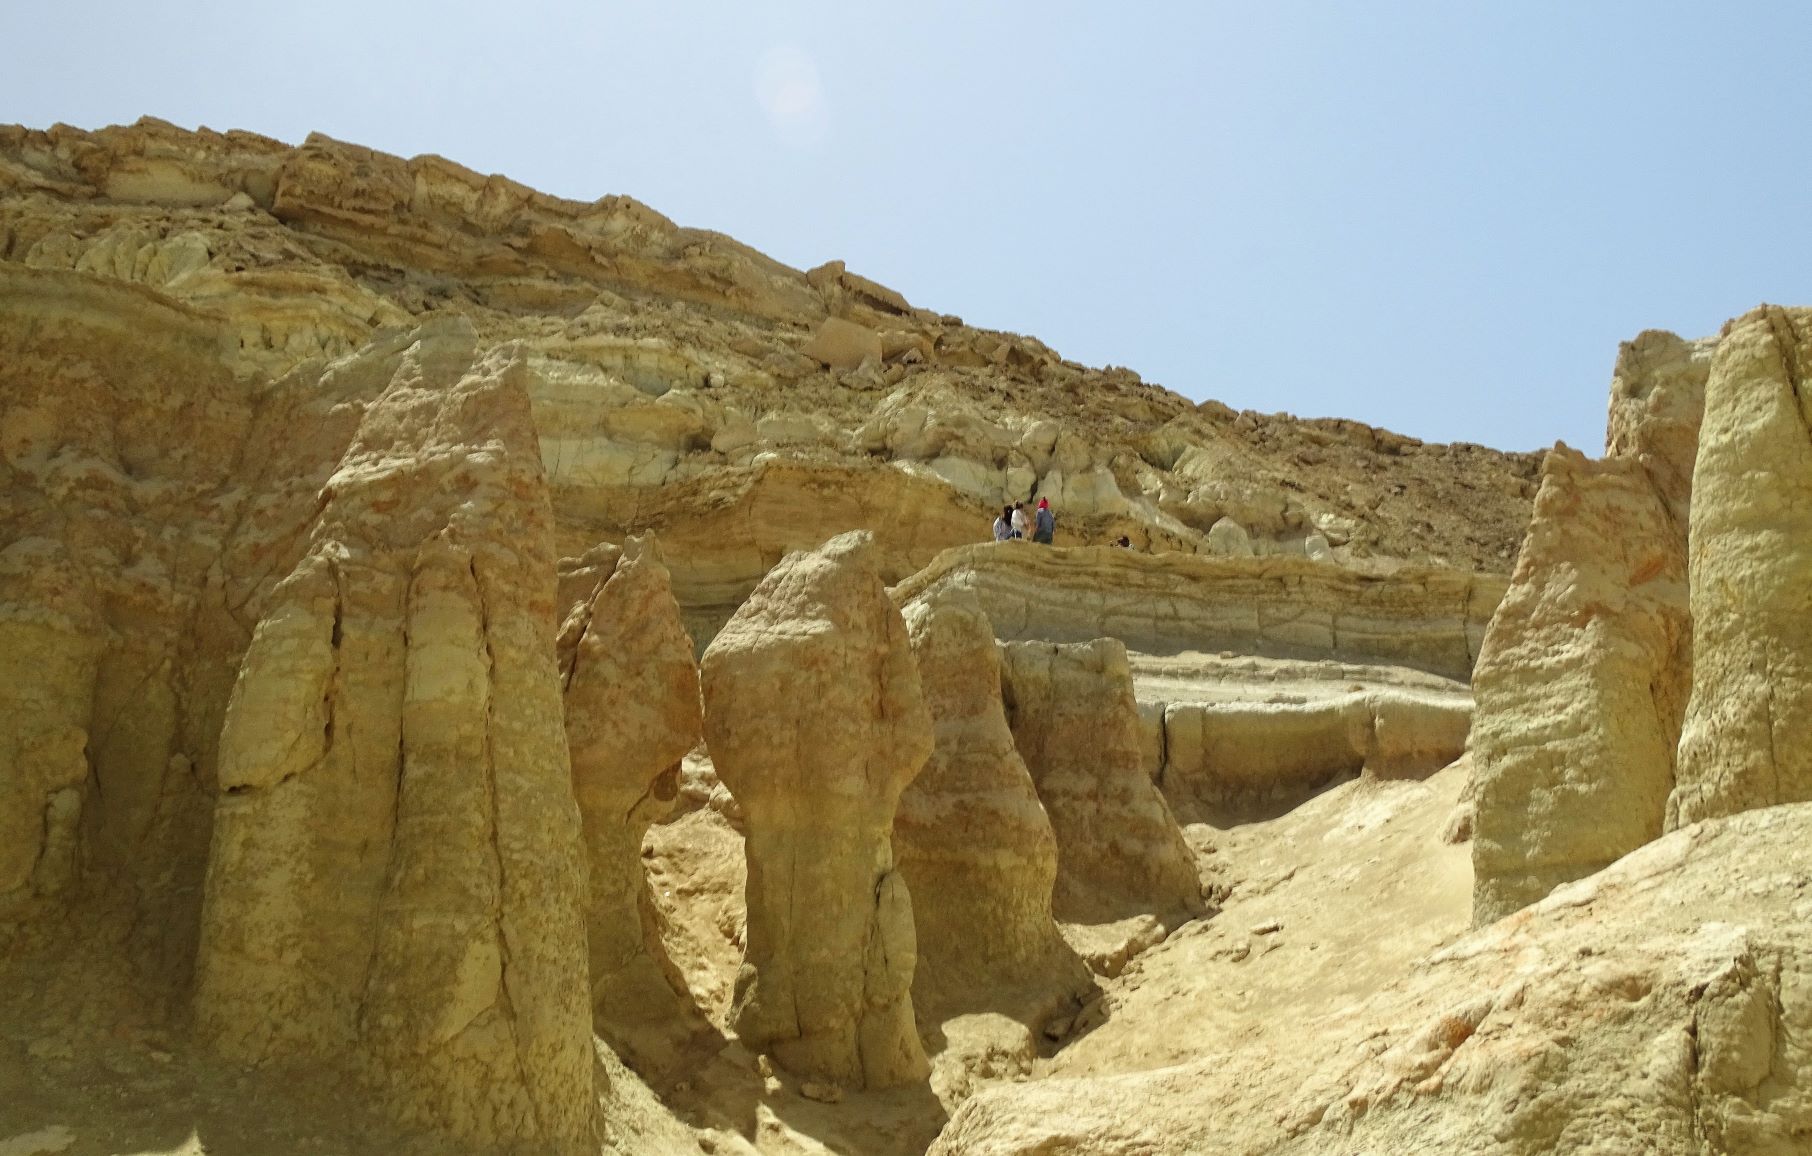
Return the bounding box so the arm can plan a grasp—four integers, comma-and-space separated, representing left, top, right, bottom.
895, 544, 1507, 682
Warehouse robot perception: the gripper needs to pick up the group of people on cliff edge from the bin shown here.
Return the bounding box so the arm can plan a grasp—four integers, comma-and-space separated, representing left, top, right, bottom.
993, 498, 1055, 544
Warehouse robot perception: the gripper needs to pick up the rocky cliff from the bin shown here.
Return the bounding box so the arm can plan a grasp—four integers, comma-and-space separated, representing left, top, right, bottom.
4, 118, 1810, 1156
0, 119, 1540, 644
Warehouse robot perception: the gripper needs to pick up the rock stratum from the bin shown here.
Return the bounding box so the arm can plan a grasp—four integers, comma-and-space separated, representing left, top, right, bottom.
1, 118, 1808, 1156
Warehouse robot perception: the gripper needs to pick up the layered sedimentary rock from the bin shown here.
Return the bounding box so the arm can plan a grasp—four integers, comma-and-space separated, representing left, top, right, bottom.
893, 545, 1507, 681
997, 639, 1202, 928
1670, 305, 1812, 827
557, 532, 712, 1077
1159, 691, 1470, 825
2, 120, 1542, 661
191, 321, 595, 1146
699, 530, 934, 1089
0, 265, 390, 986
1466, 327, 1708, 924
1469, 448, 1694, 924
930, 800, 1812, 1156
894, 591, 1092, 1022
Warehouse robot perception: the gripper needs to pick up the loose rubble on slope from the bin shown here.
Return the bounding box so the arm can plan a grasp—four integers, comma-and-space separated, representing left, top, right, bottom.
3, 120, 1809, 1156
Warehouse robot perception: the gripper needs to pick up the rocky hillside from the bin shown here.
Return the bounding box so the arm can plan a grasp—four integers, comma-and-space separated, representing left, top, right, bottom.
6, 118, 1809, 1156
0, 118, 1539, 639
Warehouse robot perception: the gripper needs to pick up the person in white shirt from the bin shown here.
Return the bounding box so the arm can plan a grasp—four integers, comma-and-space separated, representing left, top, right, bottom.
992, 507, 1014, 541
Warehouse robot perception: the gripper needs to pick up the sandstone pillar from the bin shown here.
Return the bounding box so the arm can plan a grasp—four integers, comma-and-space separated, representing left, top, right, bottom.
192, 321, 595, 1147
1670, 306, 1812, 826
1470, 448, 1692, 924
997, 639, 1202, 927
557, 532, 712, 1077
1468, 330, 1707, 924
699, 530, 933, 1088
894, 591, 1092, 1022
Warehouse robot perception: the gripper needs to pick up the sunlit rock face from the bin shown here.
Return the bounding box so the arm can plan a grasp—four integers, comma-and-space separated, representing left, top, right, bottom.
1670, 305, 1812, 828
192, 321, 596, 1147
699, 530, 934, 1089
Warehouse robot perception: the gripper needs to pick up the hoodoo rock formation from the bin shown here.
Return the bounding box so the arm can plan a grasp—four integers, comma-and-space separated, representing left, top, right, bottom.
191, 320, 596, 1146
1670, 305, 1812, 828
894, 591, 1093, 1024
8, 118, 1812, 1156
1469, 329, 1707, 923
1468, 448, 1695, 922
997, 640, 1204, 941
557, 531, 712, 1077
699, 530, 935, 1090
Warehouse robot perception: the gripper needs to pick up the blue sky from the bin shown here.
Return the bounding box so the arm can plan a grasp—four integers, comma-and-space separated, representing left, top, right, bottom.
4, 2, 1807, 451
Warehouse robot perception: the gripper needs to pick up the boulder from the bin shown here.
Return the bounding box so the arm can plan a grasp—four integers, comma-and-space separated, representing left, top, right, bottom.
894, 592, 1093, 1023
801, 316, 884, 372
556, 532, 713, 1078
191, 322, 595, 1147
699, 530, 934, 1088
1205, 516, 1254, 557
1671, 305, 1812, 827
997, 639, 1202, 928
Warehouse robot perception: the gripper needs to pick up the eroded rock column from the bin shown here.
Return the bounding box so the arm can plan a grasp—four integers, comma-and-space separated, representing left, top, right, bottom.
1468, 331, 1707, 924
997, 639, 1202, 928
557, 532, 712, 1077
192, 321, 595, 1147
1469, 448, 1693, 924
894, 591, 1092, 1022
700, 530, 933, 1089
1670, 306, 1812, 826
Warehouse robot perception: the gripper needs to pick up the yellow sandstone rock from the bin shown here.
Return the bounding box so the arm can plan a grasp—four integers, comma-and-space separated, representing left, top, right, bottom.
192, 320, 595, 1148
699, 530, 934, 1089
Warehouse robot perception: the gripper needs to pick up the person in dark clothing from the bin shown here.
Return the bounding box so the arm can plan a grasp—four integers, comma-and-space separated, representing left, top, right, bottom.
1033, 498, 1055, 544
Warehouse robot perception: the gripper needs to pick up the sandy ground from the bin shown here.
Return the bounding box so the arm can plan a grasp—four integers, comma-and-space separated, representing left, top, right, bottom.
1051, 759, 1472, 1081
1, 748, 1471, 1156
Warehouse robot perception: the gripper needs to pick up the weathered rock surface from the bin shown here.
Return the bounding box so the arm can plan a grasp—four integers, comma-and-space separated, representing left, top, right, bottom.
191, 321, 595, 1146
894, 544, 1506, 681
1465, 325, 1708, 924
1470, 447, 1694, 924
699, 530, 934, 1089
930, 799, 1812, 1156
894, 591, 1093, 1024
0, 265, 386, 988
14, 118, 1812, 1156
557, 531, 713, 1079
1605, 329, 1716, 521
997, 639, 1203, 934
1671, 305, 1812, 828
1159, 690, 1470, 825
1, 119, 1541, 662
0, 539, 100, 913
